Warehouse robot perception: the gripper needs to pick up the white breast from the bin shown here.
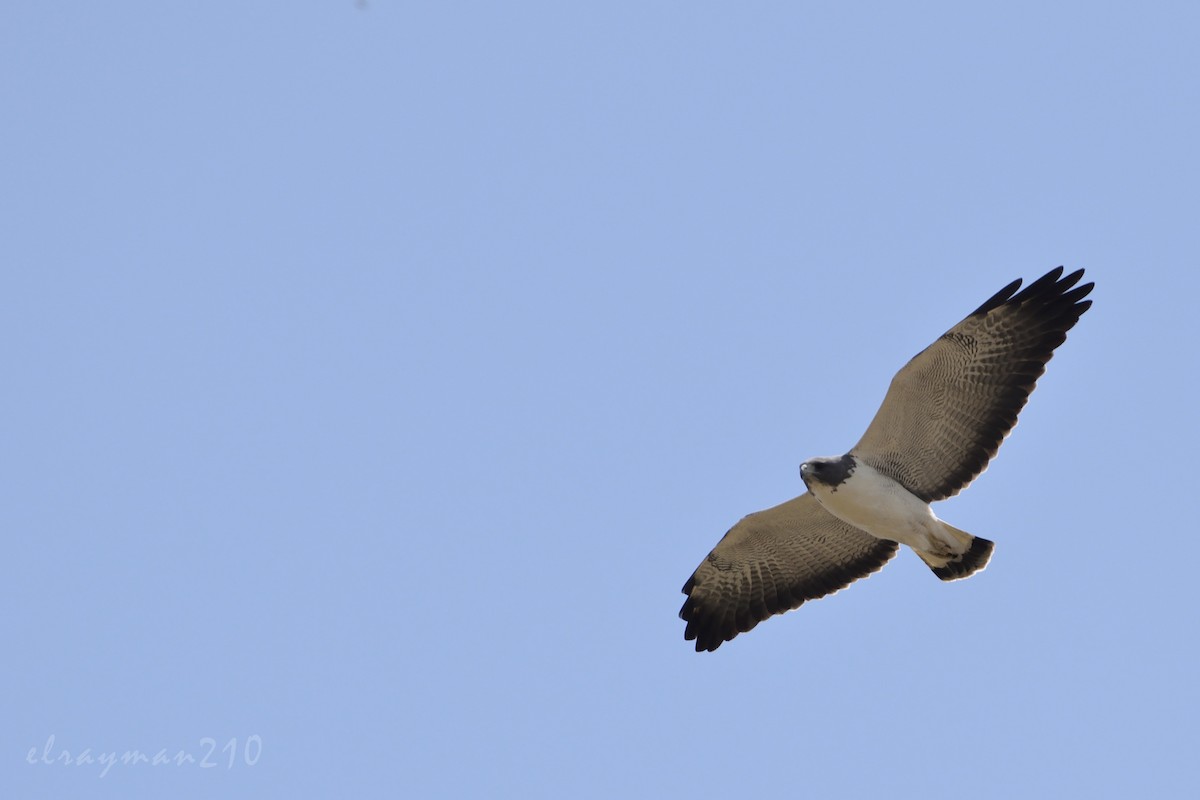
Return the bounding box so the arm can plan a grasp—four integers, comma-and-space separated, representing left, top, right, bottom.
808, 460, 943, 551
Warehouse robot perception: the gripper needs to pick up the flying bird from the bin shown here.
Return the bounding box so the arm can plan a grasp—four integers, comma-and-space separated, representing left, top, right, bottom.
679, 267, 1093, 652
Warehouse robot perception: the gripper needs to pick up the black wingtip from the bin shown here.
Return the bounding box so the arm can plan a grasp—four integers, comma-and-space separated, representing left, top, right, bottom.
1059, 268, 1087, 291
971, 277, 1023, 316
680, 602, 737, 652
971, 266, 1093, 318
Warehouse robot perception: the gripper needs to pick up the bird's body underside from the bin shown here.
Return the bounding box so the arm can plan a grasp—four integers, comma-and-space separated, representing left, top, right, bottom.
800, 455, 992, 577
679, 267, 1093, 652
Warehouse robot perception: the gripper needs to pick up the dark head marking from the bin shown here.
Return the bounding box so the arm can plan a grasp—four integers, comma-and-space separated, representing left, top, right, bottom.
800, 454, 856, 491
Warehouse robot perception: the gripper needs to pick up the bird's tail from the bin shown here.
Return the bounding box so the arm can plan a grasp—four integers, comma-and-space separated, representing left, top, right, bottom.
914, 522, 994, 581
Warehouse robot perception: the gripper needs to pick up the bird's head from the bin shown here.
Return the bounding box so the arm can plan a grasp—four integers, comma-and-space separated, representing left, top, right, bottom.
800, 455, 856, 489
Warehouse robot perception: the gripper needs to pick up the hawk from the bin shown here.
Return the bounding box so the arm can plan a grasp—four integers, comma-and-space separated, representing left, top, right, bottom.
679, 267, 1094, 651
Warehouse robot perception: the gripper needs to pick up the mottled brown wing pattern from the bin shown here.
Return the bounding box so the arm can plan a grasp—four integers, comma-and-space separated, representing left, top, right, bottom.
851, 267, 1093, 503
679, 493, 898, 652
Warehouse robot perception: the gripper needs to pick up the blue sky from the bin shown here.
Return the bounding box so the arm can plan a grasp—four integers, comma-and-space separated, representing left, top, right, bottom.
4, 2, 1198, 798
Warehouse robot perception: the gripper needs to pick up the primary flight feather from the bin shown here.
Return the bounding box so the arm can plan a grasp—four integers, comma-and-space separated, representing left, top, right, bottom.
679, 267, 1094, 652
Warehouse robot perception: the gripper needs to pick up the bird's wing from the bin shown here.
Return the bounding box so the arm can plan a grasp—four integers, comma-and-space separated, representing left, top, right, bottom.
850, 267, 1093, 503
680, 493, 898, 652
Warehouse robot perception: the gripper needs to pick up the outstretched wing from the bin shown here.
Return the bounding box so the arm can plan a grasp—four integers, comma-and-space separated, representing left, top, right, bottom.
851, 267, 1093, 503
680, 493, 898, 652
